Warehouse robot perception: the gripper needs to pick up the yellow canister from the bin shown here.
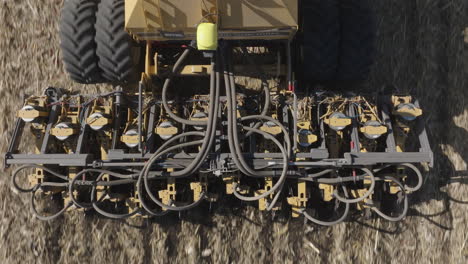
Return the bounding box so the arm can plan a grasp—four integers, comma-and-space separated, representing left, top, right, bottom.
197, 23, 218, 51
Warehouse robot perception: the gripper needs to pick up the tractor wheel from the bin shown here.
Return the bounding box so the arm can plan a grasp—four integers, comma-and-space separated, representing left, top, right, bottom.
302, 0, 340, 82
95, 0, 138, 83
337, 0, 377, 81
59, 0, 101, 84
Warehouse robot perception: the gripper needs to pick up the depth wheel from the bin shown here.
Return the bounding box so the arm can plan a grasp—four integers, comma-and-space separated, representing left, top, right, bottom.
95, 0, 138, 83
59, 0, 101, 84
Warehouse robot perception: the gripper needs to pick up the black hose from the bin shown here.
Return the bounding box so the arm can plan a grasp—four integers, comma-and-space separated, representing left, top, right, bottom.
13, 165, 144, 218
11, 43, 422, 222
12, 165, 68, 193
302, 186, 350, 226
155, 131, 205, 152
139, 140, 206, 211
144, 53, 219, 178
30, 184, 72, 221
161, 48, 207, 126
39, 182, 69, 187
399, 163, 423, 192
229, 58, 262, 177
307, 169, 334, 178
136, 133, 206, 216
139, 140, 208, 211
69, 169, 138, 209
238, 46, 271, 137
239, 115, 291, 155
138, 51, 220, 212
90, 173, 140, 219
222, 50, 253, 178
332, 168, 375, 204
221, 45, 290, 204
223, 48, 291, 179
232, 127, 288, 201
370, 176, 408, 221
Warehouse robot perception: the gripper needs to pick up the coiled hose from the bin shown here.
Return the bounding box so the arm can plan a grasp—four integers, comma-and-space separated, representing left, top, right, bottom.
162, 47, 207, 127
369, 176, 408, 221
90, 173, 140, 219
302, 186, 350, 226
138, 50, 220, 211
332, 167, 376, 204
221, 46, 290, 208
10, 43, 423, 222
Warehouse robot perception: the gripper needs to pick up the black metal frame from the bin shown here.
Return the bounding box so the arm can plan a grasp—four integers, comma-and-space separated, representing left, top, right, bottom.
4, 42, 433, 171
4, 93, 433, 171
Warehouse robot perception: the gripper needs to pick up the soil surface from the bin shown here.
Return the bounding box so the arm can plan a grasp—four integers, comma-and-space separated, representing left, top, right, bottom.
0, 0, 467, 263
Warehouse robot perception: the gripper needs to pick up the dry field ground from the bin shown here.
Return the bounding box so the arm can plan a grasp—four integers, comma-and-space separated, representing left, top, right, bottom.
0, 0, 467, 263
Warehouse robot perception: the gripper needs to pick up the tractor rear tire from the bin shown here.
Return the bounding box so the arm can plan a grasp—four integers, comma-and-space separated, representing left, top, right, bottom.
337, 0, 377, 81
95, 0, 137, 83
59, 0, 101, 84
302, 0, 340, 82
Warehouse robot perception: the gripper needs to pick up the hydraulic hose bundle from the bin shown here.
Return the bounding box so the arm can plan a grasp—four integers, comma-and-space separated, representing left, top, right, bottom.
9, 45, 426, 226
